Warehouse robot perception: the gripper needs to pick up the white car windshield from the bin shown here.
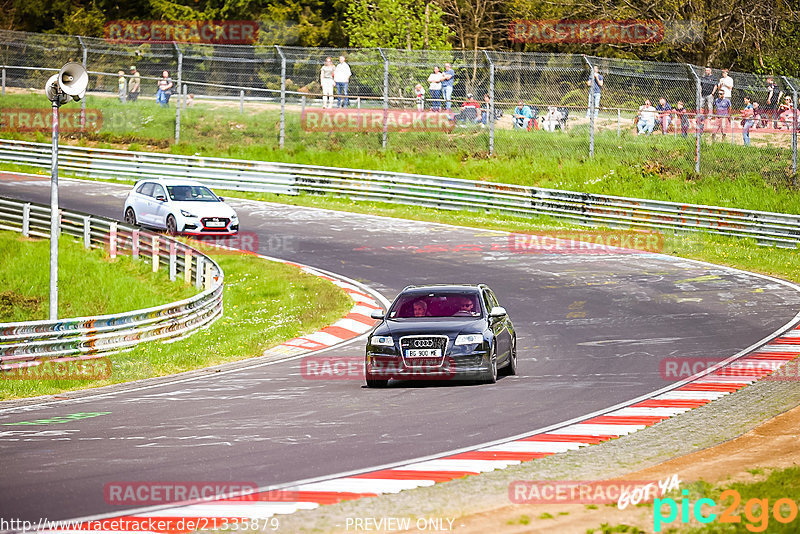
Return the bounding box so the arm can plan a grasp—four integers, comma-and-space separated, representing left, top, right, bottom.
166, 185, 218, 202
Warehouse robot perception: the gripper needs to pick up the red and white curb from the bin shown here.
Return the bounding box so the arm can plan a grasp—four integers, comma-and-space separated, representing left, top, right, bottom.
50, 323, 800, 533
261, 262, 382, 358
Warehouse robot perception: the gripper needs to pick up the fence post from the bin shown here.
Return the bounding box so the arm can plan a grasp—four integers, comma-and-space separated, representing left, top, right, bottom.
132, 229, 139, 259
1, 66, 5, 96
83, 216, 91, 248
687, 64, 701, 174
174, 43, 183, 145
109, 222, 117, 259
483, 51, 495, 156
152, 235, 159, 272
783, 76, 798, 181
617, 108, 621, 137
378, 48, 389, 149
22, 203, 30, 237
301, 95, 306, 116
275, 45, 286, 149
78, 36, 87, 132
169, 241, 176, 281
182, 83, 187, 111
204, 262, 213, 291
583, 56, 595, 158
240, 89, 244, 114
195, 256, 204, 289
184, 249, 192, 283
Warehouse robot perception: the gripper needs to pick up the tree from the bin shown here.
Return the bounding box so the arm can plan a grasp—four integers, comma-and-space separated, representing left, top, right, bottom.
343, 0, 453, 50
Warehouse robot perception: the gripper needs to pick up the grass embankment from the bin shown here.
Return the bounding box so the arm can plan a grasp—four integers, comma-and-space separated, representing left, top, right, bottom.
0, 231, 352, 400
1, 91, 798, 214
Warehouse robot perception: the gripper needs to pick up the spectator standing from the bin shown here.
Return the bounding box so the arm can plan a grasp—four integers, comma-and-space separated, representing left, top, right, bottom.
712, 89, 731, 143
117, 70, 127, 103
674, 101, 689, 137
156, 70, 173, 107
741, 96, 755, 146
655, 97, 672, 134
513, 100, 533, 129
481, 94, 494, 126
127, 66, 140, 102
637, 100, 656, 135
779, 96, 796, 131
716, 68, 733, 99
334, 56, 352, 108
320, 57, 335, 109
414, 83, 425, 112
442, 63, 455, 111
586, 65, 603, 119
764, 76, 783, 129
700, 67, 716, 113
427, 67, 444, 112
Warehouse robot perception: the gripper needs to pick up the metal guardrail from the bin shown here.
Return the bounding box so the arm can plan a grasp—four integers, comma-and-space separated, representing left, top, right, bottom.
1, 138, 798, 247
0, 195, 224, 369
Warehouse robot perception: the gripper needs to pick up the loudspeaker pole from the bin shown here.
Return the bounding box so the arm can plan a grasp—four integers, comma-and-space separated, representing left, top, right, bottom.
49, 97, 59, 319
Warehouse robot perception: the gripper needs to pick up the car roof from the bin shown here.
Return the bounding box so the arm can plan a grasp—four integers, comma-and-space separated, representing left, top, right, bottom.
135, 178, 207, 187
400, 284, 486, 294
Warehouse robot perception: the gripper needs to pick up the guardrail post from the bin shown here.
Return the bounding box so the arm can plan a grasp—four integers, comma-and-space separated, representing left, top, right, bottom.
174, 43, 183, 145
169, 241, 176, 281
583, 56, 595, 158
22, 203, 30, 236
109, 222, 117, 259
184, 249, 192, 283
301, 95, 306, 116
78, 36, 87, 132
240, 89, 244, 114
275, 46, 286, 149
195, 256, 204, 289
204, 262, 213, 291
783, 76, 798, 181
378, 48, 389, 149
83, 216, 91, 248
152, 235, 159, 272
132, 229, 139, 259
1, 66, 5, 96
687, 64, 702, 174
483, 51, 495, 156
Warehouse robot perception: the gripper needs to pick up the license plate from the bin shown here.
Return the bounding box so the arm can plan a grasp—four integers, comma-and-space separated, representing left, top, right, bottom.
405, 349, 441, 358
205, 221, 226, 228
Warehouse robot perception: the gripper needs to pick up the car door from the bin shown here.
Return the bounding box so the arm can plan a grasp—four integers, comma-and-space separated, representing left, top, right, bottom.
485, 288, 511, 362
135, 182, 155, 225
150, 183, 170, 229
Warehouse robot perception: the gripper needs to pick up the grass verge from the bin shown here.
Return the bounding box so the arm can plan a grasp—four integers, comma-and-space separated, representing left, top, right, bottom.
0, 232, 352, 400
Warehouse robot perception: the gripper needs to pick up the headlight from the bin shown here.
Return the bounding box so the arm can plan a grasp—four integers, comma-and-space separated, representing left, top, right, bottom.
231, 213, 239, 220
180, 210, 197, 218
370, 335, 394, 346
455, 334, 483, 345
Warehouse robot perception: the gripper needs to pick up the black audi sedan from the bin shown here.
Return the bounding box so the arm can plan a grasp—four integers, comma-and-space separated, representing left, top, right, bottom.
365, 284, 517, 387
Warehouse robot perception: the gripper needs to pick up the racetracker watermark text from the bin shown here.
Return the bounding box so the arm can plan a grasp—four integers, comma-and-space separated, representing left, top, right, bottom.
104, 20, 258, 44
301, 109, 455, 133
509, 230, 663, 254
1, 109, 102, 133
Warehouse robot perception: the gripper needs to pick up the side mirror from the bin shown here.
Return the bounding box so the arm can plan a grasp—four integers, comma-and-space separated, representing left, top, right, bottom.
155, 195, 167, 202
218, 197, 225, 202
489, 306, 507, 319
370, 310, 386, 320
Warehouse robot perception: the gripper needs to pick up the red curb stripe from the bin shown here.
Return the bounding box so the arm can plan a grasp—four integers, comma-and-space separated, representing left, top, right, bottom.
711, 368, 774, 377
224, 490, 378, 504
356, 301, 382, 310
346, 312, 378, 326
351, 470, 472, 482
633, 399, 709, 408
583, 415, 669, 425
678, 383, 745, 392
749, 352, 799, 359
520, 434, 616, 444
320, 325, 357, 339
449, 451, 554, 461
769, 338, 800, 345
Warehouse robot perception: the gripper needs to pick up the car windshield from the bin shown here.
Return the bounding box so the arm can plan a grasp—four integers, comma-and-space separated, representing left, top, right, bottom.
388, 291, 482, 318
166, 185, 218, 202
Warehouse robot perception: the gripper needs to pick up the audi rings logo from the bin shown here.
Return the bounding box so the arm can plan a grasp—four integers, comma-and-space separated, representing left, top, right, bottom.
414, 339, 434, 348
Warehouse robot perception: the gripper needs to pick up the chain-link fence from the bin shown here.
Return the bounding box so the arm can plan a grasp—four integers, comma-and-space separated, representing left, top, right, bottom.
0, 29, 797, 184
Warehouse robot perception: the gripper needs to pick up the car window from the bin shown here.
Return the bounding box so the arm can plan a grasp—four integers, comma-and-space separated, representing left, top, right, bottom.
138, 182, 154, 196
167, 185, 219, 202
482, 290, 495, 311
388, 291, 482, 318
486, 289, 499, 308
152, 184, 166, 199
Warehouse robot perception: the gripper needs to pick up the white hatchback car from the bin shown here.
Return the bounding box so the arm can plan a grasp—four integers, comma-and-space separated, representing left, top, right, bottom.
123, 179, 239, 235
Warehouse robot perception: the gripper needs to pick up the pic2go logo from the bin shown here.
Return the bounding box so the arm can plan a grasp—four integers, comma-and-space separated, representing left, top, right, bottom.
654, 489, 800, 532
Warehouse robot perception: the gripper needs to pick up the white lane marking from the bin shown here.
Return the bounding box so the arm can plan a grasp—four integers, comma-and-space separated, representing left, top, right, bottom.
396, 459, 517, 472
138, 502, 319, 518
290, 478, 434, 493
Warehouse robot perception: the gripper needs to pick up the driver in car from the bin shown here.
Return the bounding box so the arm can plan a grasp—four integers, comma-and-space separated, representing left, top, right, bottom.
455, 296, 477, 315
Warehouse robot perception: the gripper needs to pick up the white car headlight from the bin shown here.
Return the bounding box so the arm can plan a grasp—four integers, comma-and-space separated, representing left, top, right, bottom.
180, 210, 197, 218
370, 336, 394, 346
455, 334, 483, 345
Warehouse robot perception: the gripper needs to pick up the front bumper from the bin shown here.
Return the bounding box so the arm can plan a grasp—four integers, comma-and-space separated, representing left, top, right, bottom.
366, 351, 491, 381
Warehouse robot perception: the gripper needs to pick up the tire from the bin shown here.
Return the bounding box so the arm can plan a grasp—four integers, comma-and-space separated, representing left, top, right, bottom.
365, 375, 389, 388
501, 335, 517, 376
483, 346, 498, 384
166, 215, 178, 236
124, 207, 137, 226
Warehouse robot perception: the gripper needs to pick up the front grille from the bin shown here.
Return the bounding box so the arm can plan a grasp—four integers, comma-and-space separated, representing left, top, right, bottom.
201, 217, 230, 232
399, 335, 448, 367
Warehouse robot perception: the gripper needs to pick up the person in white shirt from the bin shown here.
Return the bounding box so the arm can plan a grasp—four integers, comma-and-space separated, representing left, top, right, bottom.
427, 66, 444, 112
320, 57, 335, 109
637, 100, 657, 135
716, 69, 734, 99
334, 56, 352, 108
